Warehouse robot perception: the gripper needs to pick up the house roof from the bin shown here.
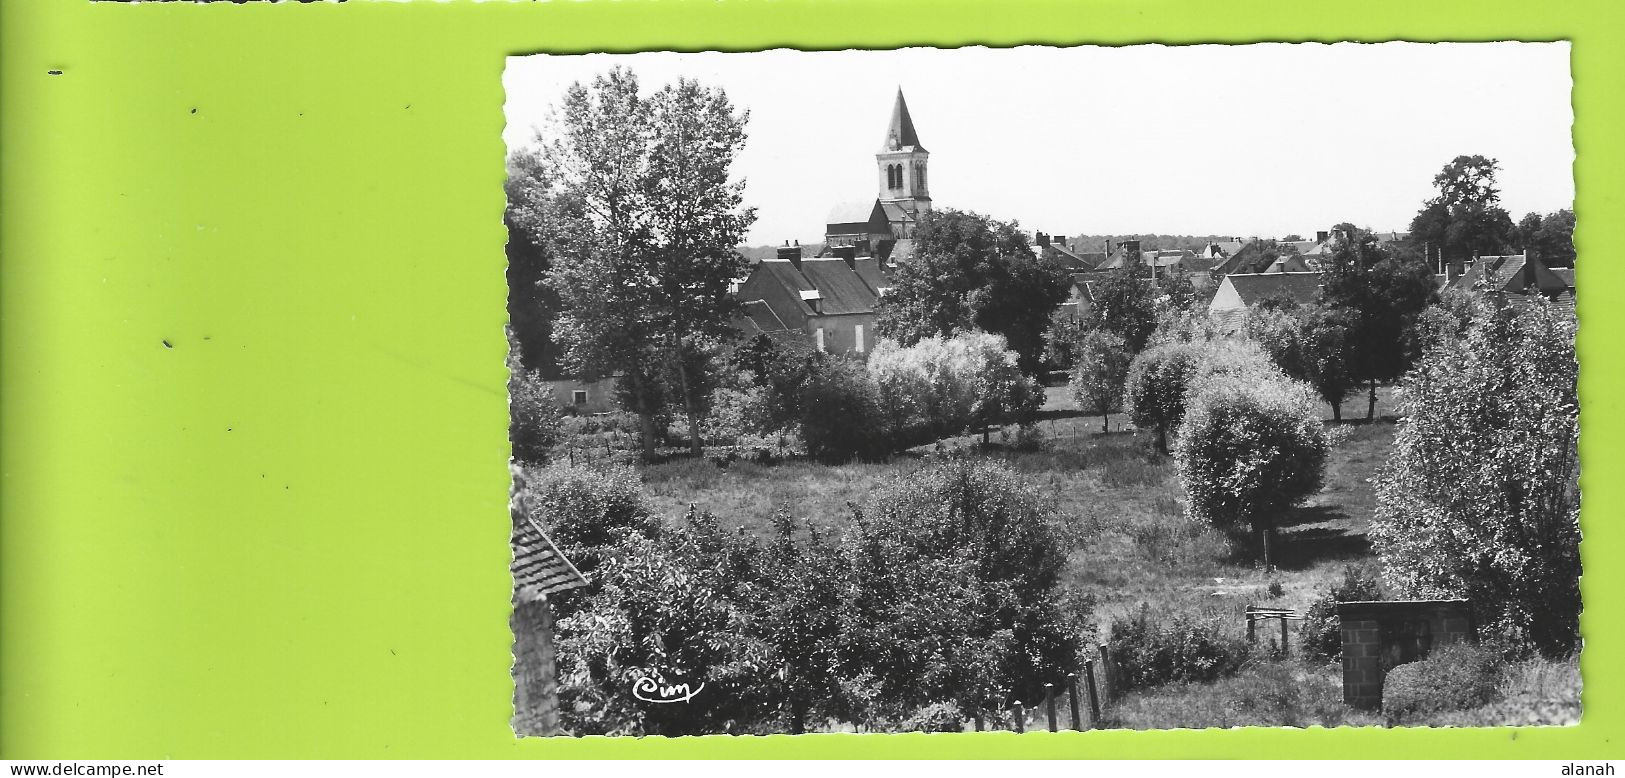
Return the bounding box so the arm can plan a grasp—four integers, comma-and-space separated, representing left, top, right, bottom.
881, 89, 926, 153
878, 200, 916, 224
882, 238, 917, 264
1447, 254, 1569, 297
739, 299, 792, 335
512, 515, 588, 604
827, 200, 885, 230
1221, 271, 1324, 307
753, 257, 882, 316
1551, 267, 1575, 288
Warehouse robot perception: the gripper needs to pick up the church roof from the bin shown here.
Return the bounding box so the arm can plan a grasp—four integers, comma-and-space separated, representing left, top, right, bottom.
881, 89, 927, 153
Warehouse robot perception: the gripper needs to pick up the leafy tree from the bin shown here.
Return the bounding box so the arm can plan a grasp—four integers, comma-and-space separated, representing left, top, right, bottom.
1515, 209, 1577, 267
508, 326, 563, 463
1070, 330, 1132, 432
874, 209, 1069, 373
540, 68, 757, 459
795, 353, 888, 463
1088, 267, 1159, 355
1318, 225, 1438, 419
1408, 155, 1515, 262
869, 331, 1041, 445
1125, 341, 1204, 453
1247, 305, 1357, 421
1371, 298, 1580, 655
1175, 361, 1331, 569
752, 511, 855, 733
843, 459, 1089, 727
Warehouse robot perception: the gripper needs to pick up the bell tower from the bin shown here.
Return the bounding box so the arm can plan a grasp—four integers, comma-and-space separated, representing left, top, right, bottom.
876, 89, 931, 219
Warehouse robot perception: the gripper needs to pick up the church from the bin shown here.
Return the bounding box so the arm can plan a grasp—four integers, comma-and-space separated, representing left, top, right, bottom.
732, 89, 934, 357
821, 89, 932, 265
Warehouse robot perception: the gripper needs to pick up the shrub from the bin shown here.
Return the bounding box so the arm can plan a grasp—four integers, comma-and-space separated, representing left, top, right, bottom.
1381, 642, 1504, 723
1124, 342, 1204, 453
509, 365, 564, 464
510, 461, 659, 579
1299, 567, 1383, 663
898, 701, 967, 733
1105, 662, 1378, 730
1175, 367, 1331, 568
1107, 604, 1253, 692
844, 458, 1090, 725
1070, 329, 1132, 432
1371, 298, 1580, 655
869, 331, 1041, 445
795, 353, 890, 463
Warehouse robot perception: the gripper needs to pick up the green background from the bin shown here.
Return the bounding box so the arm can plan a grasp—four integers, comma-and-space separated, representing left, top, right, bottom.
1, 0, 1619, 759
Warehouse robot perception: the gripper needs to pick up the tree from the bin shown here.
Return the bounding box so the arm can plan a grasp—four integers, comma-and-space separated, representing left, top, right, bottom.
869, 331, 1041, 445
1247, 305, 1356, 421
843, 459, 1089, 727
541, 68, 757, 459
1371, 298, 1580, 656
874, 209, 1069, 373
1125, 342, 1204, 453
1087, 267, 1159, 355
1408, 155, 1515, 262
1175, 363, 1331, 569
1318, 225, 1438, 419
1070, 330, 1132, 432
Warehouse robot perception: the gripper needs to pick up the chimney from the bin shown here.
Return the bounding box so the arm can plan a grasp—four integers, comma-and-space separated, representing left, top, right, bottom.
834, 244, 857, 270
777, 241, 803, 270
1316, 230, 1329, 243
1104, 239, 1113, 256
1036, 231, 1050, 248
1054, 234, 1066, 246
1522, 251, 1537, 292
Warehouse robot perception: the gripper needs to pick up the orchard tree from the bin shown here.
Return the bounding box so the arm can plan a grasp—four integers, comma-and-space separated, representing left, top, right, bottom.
1247, 305, 1356, 421
875, 209, 1070, 373
1371, 298, 1579, 655
1125, 341, 1203, 453
1318, 225, 1438, 420
541, 68, 757, 459
1175, 363, 1331, 569
1070, 330, 1132, 432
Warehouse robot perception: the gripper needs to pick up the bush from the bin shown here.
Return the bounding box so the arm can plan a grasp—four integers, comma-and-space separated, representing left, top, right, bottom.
844, 458, 1090, 725
795, 353, 890, 463
509, 365, 564, 464
1371, 298, 1580, 655
1381, 642, 1504, 723
1107, 604, 1253, 692
1174, 367, 1331, 568
869, 331, 1041, 445
1299, 567, 1383, 663
510, 461, 659, 579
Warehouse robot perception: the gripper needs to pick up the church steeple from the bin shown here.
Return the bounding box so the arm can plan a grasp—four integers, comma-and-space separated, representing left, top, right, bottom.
876, 89, 931, 224
880, 89, 926, 153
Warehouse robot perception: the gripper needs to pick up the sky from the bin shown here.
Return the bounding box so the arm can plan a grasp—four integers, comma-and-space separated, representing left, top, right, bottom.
503, 43, 1573, 247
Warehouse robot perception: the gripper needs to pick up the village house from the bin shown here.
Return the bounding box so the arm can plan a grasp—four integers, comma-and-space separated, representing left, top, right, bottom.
1445, 252, 1575, 312
1207, 271, 1324, 333
734, 245, 889, 356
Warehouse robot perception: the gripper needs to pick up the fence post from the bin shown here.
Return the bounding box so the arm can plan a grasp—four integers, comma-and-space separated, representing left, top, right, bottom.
1096, 644, 1112, 704
1066, 673, 1082, 731
1044, 683, 1058, 732
1084, 659, 1101, 725
1280, 615, 1290, 657
974, 712, 984, 732
1247, 607, 1257, 642
1012, 701, 1025, 734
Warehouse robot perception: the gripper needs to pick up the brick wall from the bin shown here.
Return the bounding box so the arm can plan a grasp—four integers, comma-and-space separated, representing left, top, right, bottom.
1337, 599, 1473, 710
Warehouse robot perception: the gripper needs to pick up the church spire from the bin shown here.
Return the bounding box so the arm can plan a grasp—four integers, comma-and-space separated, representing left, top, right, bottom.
881, 88, 926, 153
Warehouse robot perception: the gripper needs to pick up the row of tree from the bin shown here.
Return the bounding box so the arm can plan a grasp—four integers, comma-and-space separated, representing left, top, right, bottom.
518, 458, 1088, 736
1408, 154, 1575, 266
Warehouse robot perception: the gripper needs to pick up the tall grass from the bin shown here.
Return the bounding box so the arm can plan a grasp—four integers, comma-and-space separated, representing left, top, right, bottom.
1104, 661, 1382, 729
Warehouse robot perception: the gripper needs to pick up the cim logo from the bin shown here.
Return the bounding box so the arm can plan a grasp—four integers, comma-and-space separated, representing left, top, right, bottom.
632, 672, 704, 704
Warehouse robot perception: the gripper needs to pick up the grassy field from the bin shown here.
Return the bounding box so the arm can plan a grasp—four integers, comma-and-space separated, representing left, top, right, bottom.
642, 383, 1399, 642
